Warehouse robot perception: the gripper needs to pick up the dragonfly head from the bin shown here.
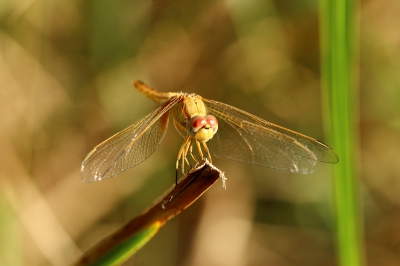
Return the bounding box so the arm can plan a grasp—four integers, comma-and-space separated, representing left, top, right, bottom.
189, 115, 218, 142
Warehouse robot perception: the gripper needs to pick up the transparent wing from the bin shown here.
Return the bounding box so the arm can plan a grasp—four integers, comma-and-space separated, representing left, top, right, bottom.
203, 98, 339, 173
81, 97, 182, 182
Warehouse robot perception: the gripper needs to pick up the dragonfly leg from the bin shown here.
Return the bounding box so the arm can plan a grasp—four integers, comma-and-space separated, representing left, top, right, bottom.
188, 140, 198, 163
201, 142, 212, 164
182, 138, 193, 173
181, 137, 190, 174
176, 143, 184, 172
176, 135, 191, 181
195, 140, 204, 160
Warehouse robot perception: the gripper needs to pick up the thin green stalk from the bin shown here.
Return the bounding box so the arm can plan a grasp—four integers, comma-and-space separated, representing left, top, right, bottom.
320, 0, 365, 266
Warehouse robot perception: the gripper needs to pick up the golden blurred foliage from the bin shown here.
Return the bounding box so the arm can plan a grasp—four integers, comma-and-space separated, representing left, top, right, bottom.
1, 0, 400, 265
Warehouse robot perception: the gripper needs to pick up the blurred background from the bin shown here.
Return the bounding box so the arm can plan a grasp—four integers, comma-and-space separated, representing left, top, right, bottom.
1, 0, 400, 265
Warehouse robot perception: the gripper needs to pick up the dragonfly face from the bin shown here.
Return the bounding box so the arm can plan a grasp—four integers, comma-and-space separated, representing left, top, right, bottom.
188, 115, 218, 142
80, 80, 339, 183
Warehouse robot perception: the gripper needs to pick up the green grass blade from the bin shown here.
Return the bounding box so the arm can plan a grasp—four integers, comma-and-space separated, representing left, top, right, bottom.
320, 0, 365, 266
91, 222, 162, 266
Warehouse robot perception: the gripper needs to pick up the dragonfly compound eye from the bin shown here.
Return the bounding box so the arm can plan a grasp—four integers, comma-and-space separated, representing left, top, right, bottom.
190, 116, 207, 133
205, 115, 218, 134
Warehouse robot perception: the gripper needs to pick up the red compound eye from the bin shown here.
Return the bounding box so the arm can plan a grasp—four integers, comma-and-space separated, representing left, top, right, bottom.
190, 116, 207, 133
205, 115, 218, 127
206, 115, 218, 132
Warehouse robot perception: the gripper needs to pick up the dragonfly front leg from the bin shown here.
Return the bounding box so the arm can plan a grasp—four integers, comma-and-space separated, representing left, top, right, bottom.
176, 135, 192, 181
195, 140, 204, 160
181, 137, 194, 174
201, 142, 212, 164
188, 139, 198, 163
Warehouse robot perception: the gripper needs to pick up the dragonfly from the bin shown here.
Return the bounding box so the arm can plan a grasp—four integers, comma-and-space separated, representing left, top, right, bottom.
81, 80, 339, 183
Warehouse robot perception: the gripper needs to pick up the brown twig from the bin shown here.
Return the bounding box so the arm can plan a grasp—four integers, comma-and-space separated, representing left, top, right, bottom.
76, 160, 224, 265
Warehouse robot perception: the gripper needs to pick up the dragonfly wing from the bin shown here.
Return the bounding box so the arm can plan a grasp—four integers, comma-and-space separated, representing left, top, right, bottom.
81, 97, 182, 182
203, 98, 338, 173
